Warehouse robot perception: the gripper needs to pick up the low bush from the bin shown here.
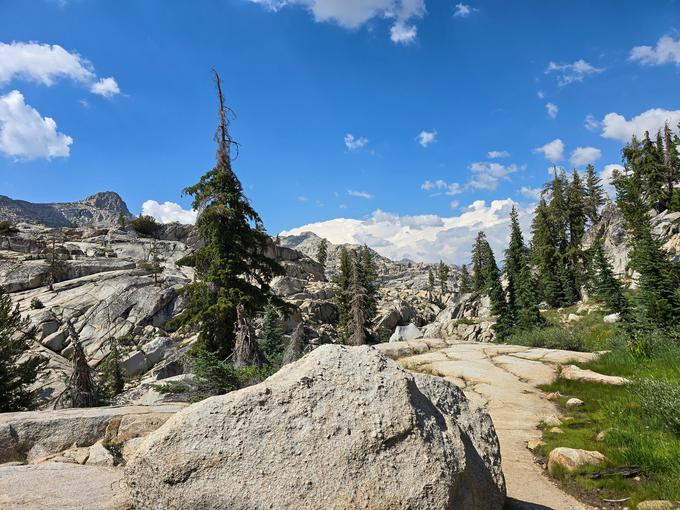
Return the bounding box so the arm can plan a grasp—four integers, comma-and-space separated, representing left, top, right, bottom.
0, 221, 18, 236
30, 297, 44, 309
129, 215, 162, 238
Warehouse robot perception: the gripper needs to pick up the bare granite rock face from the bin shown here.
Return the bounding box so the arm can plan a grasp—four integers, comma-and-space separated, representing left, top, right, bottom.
124, 345, 506, 510
0, 192, 133, 228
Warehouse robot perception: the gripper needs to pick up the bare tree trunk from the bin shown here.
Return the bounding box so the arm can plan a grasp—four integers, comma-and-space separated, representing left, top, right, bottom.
66, 320, 98, 408
232, 304, 266, 368
282, 323, 306, 366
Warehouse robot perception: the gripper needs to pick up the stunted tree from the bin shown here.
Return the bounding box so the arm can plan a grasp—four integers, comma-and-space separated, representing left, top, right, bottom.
427, 267, 435, 300
174, 71, 284, 358
259, 300, 283, 362
316, 238, 328, 267
0, 288, 44, 411
142, 242, 164, 286
97, 337, 125, 402
437, 261, 450, 295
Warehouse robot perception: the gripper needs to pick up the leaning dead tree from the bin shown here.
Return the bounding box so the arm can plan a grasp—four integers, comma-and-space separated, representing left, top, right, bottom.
282, 323, 306, 366
66, 320, 98, 407
232, 304, 266, 368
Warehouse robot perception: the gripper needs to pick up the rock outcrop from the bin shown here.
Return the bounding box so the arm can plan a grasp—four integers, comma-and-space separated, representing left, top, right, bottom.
124, 345, 506, 509
0, 192, 133, 228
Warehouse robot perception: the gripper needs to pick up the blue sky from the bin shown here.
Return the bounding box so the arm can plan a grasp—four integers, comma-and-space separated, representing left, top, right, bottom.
1, 0, 679, 262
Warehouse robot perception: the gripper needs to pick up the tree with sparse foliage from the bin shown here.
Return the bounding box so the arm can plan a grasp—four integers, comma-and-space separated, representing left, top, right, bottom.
141, 242, 164, 285
459, 265, 472, 293
97, 337, 125, 402
172, 71, 284, 359
0, 288, 44, 411
427, 267, 435, 299
66, 321, 98, 408
437, 260, 450, 295
316, 238, 328, 267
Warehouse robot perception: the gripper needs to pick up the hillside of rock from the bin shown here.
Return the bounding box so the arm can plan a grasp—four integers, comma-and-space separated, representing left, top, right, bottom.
0, 192, 133, 228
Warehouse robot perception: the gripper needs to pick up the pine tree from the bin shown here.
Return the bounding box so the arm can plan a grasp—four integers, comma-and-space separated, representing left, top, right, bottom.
97, 337, 125, 402
459, 264, 472, 293
334, 247, 353, 339
471, 231, 488, 292
483, 242, 513, 339
348, 253, 368, 346
173, 71, 284, 358
566, 169, 587, 295
504, 206, 543, 331
587, 239, 628, 315
531, 198, 562, 307
142, 242, 164, 286
663, 123, 680, 211
316, 238, 328, 267
0, 288, 44, 411
584, 164, 605, 224
437, 260, 450, 294
641, 131, 666, 212
358, 245, 378, 324
259, 300, 283, 363
232, 304, 267, 368
427, 267, 435, 299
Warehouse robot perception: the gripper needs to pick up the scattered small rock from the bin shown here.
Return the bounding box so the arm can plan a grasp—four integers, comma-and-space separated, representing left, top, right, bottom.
565, 398, 584, 408
548, 427, 564, 434
542, 414, 562, 427
547, 447, 605, 475
595, 430, 608, 442
636, 501, 680, 510
527, 439, 545, 452
603, 312, 621, 323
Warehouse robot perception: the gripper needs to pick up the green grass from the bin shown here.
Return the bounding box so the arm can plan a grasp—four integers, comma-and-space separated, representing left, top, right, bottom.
537, 339, 680, 507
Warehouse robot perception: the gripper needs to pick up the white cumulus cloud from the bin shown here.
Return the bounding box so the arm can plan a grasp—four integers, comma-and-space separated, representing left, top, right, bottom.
601, 164, 623, 200
630, 35, 680, 67
545, 59, 603, 86
468, 162, 521, 190
0, 41, 120, 96
600, 108, 680, 142
249, 0, 426, 44
519, 186, 542, 200
0, 90, 72, 160
141, 200, 197, 224
344, 133, 368, 151
280, 199, 533, 264
534, 138, 564, 163
421, 179, 463, 195
569, 146, 601, 166
416, 129, 437, 147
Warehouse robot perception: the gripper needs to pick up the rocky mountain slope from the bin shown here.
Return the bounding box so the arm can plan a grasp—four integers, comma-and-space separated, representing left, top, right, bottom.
0, 192, 133, 228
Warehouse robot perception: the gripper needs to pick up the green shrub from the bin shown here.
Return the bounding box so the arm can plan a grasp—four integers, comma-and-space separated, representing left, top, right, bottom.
0, 221, 18, 236
30, 297, 44, 309
506, 326, 586, 351
175, 253, 196, 267
455, 318, 476, 326
129, 215, 162, 238
635, 378, 680, 436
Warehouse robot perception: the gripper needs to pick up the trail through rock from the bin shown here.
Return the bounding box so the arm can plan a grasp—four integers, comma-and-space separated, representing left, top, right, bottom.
377, 339, 599, 510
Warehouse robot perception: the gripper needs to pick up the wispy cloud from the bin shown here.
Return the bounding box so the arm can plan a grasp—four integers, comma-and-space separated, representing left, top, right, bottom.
545, 59, 603, 86
546, 102, 558, 119
453, 3, 476, 18
487, 150, 509, 159
347, 189, 373, 199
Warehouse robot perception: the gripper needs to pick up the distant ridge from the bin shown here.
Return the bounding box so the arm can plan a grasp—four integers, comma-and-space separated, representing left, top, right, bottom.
0, 191, 133, 227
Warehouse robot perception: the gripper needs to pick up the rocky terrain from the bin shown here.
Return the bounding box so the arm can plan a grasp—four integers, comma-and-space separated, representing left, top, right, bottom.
0, 192, 133, 228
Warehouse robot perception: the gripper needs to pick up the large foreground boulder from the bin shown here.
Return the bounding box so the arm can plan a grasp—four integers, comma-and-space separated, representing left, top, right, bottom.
125, 345, 506, 509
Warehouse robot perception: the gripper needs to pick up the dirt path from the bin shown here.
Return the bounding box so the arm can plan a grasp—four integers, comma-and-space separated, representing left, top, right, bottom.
377, 340, 598, 510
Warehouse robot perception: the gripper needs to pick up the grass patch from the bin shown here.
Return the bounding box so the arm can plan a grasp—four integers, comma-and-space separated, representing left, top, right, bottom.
537, 338, 680, 507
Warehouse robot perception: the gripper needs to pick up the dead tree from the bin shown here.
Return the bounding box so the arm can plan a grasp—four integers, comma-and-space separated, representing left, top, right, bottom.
232, 304, 266, 368
282, 323, 306, 366
66, 320, 98, 407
